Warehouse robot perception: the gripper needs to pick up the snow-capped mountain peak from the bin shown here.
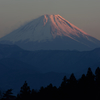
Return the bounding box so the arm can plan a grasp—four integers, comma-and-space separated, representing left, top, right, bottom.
0, 14, 100, 51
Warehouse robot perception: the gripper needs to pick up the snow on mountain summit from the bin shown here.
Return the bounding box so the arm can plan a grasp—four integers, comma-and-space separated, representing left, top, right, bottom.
0, 14, 100, 51
0, 14, 89, 42
45, 14, 89, 38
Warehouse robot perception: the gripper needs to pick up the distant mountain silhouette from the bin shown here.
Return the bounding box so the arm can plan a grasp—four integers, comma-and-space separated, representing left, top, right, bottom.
0, 44, 100, 74
0, 44, 100, 94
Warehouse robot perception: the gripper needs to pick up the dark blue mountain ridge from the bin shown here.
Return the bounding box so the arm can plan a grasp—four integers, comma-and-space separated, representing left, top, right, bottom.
0, 43, 100, 74
0, 43, 100, 95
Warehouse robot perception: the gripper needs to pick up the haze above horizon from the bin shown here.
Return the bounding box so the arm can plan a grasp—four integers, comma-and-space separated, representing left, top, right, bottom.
0, 0, 100, 40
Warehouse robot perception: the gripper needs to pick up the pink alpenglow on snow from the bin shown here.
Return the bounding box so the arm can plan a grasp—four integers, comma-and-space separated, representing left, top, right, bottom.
0, 14, 100, 51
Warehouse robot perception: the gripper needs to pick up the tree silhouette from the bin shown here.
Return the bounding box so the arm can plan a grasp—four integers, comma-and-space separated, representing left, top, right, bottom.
1, 67, 100, 100
86, 67, 95, 86
86, 67, 95, 99
2, 89, 15, 100
60, 76, 67, 89
67, 73, 77, 86
78, 74, 87, 100
95, 67, 100, 84
95, 67, 100, 99
30, 89, 37, 100
17, 81, 31, 100
58, 76, 68, 100
67, 73, 77, 99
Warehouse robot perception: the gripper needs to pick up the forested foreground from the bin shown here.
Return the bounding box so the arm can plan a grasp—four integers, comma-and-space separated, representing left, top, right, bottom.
1, 67, 100, 100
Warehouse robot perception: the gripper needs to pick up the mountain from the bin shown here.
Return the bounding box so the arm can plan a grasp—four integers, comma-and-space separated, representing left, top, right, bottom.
0, 14, 100, 51
0, 43, 100, 74
0, 44, 69, 95
9, 49, 100, 74
0, 43, 100, 94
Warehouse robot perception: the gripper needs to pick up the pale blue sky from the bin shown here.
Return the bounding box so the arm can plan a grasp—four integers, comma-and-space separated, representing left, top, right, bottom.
0, 0, 100, 40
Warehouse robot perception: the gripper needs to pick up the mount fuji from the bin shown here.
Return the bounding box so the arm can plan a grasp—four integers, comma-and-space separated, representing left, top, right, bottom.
0, 14, 100, 51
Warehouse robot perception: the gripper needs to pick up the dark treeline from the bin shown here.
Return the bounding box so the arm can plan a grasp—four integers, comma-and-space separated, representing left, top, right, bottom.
1, 67, 100, 100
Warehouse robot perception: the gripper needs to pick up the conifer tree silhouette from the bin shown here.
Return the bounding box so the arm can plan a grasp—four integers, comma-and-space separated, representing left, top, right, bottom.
30, 89, 37, 100
86, 67, 95, 86
2, 89, 15, 100
17, 81, 31, 100
95, 67, 100, 85
60, 76, 67, 88
67, 73, 77, 87
95, 67, 100, 99
86, 68, 95, 99
67, 73, 77, 99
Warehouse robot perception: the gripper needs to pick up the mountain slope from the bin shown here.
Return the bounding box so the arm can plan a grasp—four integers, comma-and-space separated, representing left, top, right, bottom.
0, 14, 100, 51
0, 44, 100, 94
0, 43, 100, 74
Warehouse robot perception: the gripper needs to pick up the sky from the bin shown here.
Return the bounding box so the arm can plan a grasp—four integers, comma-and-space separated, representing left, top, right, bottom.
0, 0, 100, 40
